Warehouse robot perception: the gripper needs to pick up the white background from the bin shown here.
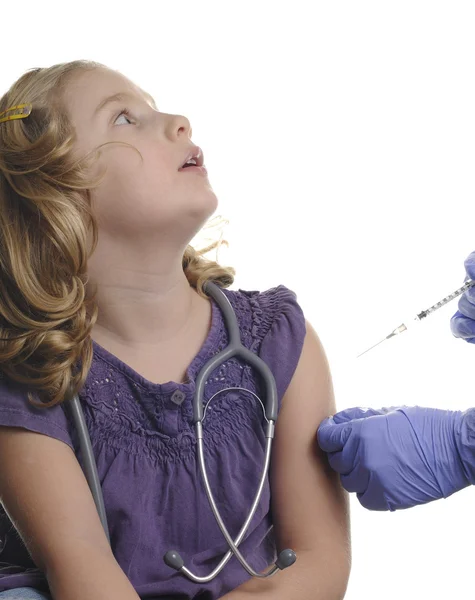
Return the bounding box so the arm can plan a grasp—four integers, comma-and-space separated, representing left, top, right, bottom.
2, 2, 475, 598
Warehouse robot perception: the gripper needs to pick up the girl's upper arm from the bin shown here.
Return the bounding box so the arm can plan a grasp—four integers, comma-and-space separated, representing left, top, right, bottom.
270, 320, 351, 557
0, 426, 112, 574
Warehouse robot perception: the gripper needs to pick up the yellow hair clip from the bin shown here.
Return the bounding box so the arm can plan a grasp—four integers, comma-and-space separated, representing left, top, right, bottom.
0, 103, 32, 124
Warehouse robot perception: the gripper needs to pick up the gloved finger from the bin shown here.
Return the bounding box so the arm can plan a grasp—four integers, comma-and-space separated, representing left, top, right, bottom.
466, 282, 475, 301
317, 418, 352, 452
332, 407, 385, 424
458, 294, 475, 319
464, 251, 475, 281
450, 310, 475, 342
380, 405, 410, 414
357, 473, 392, 511
324, 422, 362, 474
326, 449, 355, 475
340, 461, 369, 495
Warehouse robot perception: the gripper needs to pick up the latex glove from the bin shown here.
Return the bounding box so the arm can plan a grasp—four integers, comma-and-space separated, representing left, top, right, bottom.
317, 406, 475, 511
450, 250, 475, 343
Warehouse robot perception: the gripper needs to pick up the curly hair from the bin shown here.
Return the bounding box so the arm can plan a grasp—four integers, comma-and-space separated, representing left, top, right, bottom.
0, 59, 235, 409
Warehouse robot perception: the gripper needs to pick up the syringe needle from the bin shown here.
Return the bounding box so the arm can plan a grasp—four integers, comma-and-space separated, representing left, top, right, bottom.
356, 324, 408, 358
356, 337, 388, 358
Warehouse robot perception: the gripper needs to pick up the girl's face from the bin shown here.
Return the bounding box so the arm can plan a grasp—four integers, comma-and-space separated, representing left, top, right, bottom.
63, 67, 217, 246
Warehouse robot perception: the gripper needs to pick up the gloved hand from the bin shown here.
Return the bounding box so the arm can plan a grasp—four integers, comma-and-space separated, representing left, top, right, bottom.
450, 250, 475, 343
317, 406, 475, 511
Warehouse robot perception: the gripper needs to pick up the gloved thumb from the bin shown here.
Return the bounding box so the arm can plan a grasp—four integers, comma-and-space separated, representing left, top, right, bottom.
317, 417, 352, 452
450, 310, 475, 340
332, 406, 384, 424
464, 250, 475, 281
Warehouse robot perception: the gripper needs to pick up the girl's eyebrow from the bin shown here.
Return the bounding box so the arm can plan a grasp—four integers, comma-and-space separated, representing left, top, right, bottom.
93, 91, 158, 118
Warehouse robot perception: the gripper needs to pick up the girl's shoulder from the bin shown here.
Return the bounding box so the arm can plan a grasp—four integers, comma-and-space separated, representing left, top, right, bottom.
221, 284, 305, 339
220, 285, 307, 402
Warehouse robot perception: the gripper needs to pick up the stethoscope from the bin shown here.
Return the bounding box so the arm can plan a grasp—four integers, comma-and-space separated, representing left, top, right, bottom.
66, 281, 296, 582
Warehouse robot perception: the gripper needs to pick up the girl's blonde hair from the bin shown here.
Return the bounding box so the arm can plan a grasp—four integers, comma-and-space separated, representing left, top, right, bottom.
0, 60, 235, 409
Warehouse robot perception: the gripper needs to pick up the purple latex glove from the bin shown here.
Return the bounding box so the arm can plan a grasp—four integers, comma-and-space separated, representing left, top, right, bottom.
450, 250, 475, 343
317, 406, 475, 511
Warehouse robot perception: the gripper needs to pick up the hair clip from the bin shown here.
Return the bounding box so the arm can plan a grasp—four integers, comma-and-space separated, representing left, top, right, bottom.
0, 103, 32, 124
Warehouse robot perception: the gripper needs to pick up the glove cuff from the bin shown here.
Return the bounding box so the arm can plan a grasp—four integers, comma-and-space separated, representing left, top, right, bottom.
454, 408, 475, 486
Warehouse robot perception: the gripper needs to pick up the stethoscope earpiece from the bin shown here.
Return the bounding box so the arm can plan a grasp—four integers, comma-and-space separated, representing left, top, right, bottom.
164, 549, 184, 571
164, 547, 297, 576
275, 548, 297, 570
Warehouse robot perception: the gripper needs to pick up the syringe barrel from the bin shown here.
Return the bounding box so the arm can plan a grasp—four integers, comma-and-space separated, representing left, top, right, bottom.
421, 279, 475, 318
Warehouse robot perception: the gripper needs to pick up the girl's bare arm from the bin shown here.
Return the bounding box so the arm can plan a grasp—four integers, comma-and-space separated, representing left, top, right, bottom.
0, 426, 140, 600
221, 321, 351, 599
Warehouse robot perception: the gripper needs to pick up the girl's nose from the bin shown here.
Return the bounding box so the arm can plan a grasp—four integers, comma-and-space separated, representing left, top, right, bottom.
165, 114, 192, 141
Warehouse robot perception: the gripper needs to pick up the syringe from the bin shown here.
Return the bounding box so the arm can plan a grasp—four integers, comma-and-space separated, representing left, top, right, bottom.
357, 278, 475, 359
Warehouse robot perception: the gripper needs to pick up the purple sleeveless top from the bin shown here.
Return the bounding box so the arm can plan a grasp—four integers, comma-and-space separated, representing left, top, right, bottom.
0, 286, 306, 600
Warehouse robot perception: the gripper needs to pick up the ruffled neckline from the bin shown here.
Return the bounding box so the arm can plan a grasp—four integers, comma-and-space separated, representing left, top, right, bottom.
90, 294, 222, 395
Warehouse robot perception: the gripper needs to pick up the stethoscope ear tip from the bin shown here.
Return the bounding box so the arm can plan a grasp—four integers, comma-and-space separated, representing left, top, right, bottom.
164, 549, 184, 571
275, 548, 297, 570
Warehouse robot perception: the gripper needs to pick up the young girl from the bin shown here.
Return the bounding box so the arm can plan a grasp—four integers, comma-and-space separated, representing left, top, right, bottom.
0, 61, 350, 600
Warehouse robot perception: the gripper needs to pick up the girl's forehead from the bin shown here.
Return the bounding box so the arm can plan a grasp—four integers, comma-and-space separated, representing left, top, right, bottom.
64, 69, 140, 120
71, 68, 135, 97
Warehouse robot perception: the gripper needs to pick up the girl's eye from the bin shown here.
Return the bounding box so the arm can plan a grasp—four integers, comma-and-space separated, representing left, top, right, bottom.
114, 108, 133, 126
